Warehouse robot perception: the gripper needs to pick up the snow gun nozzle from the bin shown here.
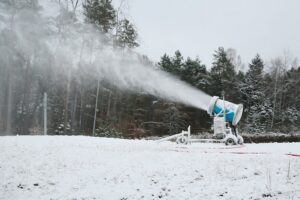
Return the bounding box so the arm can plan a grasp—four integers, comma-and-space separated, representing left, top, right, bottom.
207, 96, 243, 126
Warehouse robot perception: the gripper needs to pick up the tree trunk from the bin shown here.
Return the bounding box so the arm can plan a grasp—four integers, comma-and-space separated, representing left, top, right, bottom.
270, 67, 279, 130
6, 71, 12, 135
64, 72, 71, 133
93, 79, 100, 136
106, 90, 112, 119
79, 87, 84, 131
71, 85, 78, 133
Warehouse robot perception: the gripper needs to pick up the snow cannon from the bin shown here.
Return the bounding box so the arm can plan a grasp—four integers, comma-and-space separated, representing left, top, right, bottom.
157, 96, 244, 146
207, 96, 243, 126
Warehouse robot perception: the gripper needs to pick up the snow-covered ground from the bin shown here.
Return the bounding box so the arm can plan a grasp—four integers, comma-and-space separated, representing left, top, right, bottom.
1, 136, 300, 200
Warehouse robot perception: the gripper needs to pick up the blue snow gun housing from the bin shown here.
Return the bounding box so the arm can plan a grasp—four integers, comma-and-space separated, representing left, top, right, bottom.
207, 96, 243, 126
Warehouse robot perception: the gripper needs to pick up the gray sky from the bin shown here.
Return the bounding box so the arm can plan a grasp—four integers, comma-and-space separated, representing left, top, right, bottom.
121, 0, 300, 67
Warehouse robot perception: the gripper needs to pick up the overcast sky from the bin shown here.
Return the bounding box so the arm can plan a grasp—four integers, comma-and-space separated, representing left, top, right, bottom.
118, 0, 300, 67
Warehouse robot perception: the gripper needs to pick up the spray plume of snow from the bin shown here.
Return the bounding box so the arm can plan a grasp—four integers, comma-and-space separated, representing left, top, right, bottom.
0, 0, 212, 111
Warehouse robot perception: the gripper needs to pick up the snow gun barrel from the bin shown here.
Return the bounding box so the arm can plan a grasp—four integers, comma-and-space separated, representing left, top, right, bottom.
207, 96, 243, 126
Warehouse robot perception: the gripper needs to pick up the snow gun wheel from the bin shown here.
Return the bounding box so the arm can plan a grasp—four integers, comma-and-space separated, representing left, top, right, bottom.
176, 136, 188, 145
237, 135, 244, 145
225, 135, 238, 146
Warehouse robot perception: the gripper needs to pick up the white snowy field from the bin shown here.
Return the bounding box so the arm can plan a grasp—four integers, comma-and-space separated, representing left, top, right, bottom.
1, 136, 300, 200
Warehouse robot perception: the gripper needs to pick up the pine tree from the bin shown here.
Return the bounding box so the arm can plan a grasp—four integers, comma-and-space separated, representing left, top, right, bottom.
83, 0, 116, 33
240, 55, 272, 132
181, 57, 210, 92
163, 103, 186, 135
277, 67, 300, 131
172, 50, 184, 76
158, 54, 173, 73
210, 47, 238, 101
115, 18, 139, 49
158, 51, 183, 77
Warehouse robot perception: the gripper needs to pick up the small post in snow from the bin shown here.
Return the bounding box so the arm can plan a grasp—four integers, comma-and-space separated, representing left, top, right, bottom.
43, 92, 47, 135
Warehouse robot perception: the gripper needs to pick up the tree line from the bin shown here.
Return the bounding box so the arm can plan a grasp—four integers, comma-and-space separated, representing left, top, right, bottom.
0, 0, 299, 137
159, 49, 300, 134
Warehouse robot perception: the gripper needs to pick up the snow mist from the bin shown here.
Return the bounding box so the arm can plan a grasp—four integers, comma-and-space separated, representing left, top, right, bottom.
0, 0, 212, 111
95, 52, 212, 110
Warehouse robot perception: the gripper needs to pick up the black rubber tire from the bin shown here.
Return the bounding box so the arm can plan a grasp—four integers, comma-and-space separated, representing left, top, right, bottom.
225, 138, 236, 146
176, 136, 188, 145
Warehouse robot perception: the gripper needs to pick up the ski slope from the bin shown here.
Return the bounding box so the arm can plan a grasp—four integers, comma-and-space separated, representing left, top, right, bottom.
1, 136, 300, 200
